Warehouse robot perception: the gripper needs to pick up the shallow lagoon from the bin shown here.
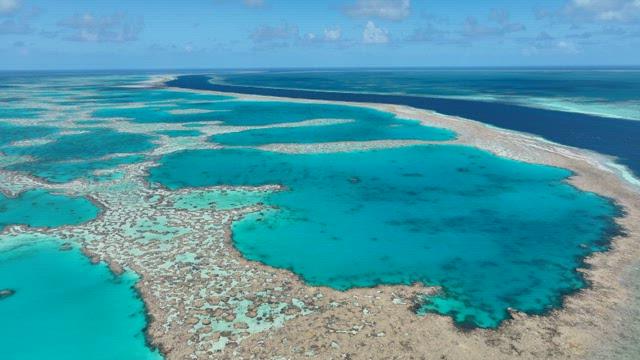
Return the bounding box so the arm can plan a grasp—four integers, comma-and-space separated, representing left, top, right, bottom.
0, 189, 100, 231
3, 128, 155, 162
7, 155, 145, 184
150, 146, 618, 328
211, 114, 454, 145
171, 188, 267, 211
2, 129, 155, 183
0, 122, 58, 146
0, 238, 161, 360
95, 98, 440, 131
155, 129, 202, 137
0, 107, 44, 119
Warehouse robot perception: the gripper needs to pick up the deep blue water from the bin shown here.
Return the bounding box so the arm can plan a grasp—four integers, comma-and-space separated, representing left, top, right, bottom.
216, 69, 640, 120
167, 74, 640, 178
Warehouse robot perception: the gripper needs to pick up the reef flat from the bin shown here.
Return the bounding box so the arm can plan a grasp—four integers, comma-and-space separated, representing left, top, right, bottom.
0, 74, 638, 359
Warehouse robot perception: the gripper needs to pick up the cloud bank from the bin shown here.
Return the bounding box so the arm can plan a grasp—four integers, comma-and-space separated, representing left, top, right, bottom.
346, 0, 411, 21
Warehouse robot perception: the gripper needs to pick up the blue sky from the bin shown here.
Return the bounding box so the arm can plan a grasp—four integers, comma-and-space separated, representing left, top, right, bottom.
1, 0, 639, 69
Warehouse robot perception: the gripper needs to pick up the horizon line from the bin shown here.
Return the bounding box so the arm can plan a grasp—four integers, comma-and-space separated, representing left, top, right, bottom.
2, 65, 640, 73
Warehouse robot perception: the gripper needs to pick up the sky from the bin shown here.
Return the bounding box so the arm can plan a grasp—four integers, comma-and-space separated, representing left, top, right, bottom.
1, 0, 639, 70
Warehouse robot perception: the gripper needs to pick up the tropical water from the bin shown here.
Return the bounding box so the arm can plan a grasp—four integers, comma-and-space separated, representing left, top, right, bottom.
216, 68, 640, 121
211, 112, 454, 146
171, 188, 267, 211
0, 237, 161, 360
155, 129, 202, 137
0, 189, 99, 231
2, 128, 155, 162
0, 71, 626, 341
0, 122, 58, 146
169, 71, 640, 179
1, 127, 156, 179
0, 73, 179, 359
7, 155, 146, 184
91, 84, 455, 144
149, 146, 618, 328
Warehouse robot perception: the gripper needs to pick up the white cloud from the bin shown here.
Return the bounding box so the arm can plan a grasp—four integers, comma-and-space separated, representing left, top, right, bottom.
346, 0, 411, 21
324, 27, 341, 41
462, 12, 525, 39
363, 20, 389, 44
565, 0, 640, 22
58, 12, 144, 43
250, 23, 344, 49
406, 23, 457, 44
521, 32, 580, 56
250, 23, 298, 43
555, 39, 579, 53
0, 0, 20, 14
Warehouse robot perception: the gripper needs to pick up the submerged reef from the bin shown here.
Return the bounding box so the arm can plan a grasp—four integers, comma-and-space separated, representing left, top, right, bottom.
0, 74, 638, 359
0, 288, 15, 299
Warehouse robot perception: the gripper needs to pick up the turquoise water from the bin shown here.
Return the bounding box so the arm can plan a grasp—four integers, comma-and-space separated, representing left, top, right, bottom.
172, 189, 267, 211
94, 105, 222, 123
0, 72, 626, 337
7, 155, 145, 184
2, 129, 154, 183
211, 115, 454, 145
149, 146, 618, 328
2, 128, 155, 162
92, 89, 231, 123
155, 130, 202, 137
0, 189, 100, 231
0, 238, 161, 360
87, 88, 231, 105
0, 107, 43, 119
0, 122, 58, 146
95, 99, 428, 129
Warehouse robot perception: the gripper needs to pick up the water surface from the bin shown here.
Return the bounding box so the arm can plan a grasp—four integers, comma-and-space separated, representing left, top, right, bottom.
149, 146, 618, 328
3, 129, 154, 183
0, 238, 161, 360
0, 189, 100, 231
168, 74, 640, 178
217, 69, 640, 120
